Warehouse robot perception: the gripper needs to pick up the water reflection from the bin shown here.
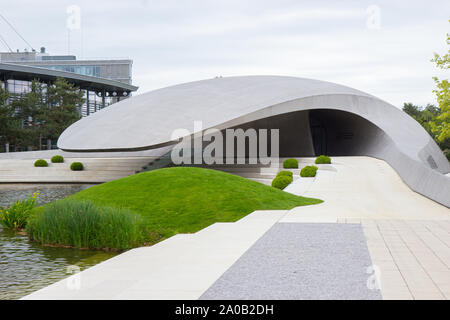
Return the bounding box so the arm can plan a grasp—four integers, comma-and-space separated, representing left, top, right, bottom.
0, 184, 117, 300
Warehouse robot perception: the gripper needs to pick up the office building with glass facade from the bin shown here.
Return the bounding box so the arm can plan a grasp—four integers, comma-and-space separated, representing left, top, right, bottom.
0, 48, 136, 116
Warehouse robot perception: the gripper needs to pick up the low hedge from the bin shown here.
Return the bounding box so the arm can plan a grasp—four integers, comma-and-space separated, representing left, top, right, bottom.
315, 155, 331, 164
51, 155, 64, 163
277, 170, 293, 178
300, 165, 318, 177
70, 162, 84, 171
34, 159, 48, 167
283, 158, 298, 169
271, 175, 293, 190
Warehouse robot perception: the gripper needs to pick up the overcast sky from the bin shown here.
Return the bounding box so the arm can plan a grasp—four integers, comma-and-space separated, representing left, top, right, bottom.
1, 0, 449, 108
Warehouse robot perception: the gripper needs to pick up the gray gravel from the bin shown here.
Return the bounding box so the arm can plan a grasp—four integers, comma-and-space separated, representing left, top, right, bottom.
200, 223, 381, 300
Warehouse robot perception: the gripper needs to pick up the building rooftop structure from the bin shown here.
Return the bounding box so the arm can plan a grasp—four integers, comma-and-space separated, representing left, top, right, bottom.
0, 47, 133, 85
0, 47, 137, 117
0, 62, 137, 94
57, 75, 450, 207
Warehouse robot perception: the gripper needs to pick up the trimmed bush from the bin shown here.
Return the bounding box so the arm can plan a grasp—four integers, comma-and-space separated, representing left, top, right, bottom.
300, 165, 318, 177
70, 162, 84, 171
271, 175, 293, 190
51, 155, 64, 163
26, 200, 146, 250
34, 159, 48, 167
283, 158, 298, 169
315, 155, 331, 164
277, 170, 293, 178
0, 191, 38, 230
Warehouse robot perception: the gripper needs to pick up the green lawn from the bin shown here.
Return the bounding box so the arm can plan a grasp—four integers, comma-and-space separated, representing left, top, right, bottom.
67, 167, 322, 241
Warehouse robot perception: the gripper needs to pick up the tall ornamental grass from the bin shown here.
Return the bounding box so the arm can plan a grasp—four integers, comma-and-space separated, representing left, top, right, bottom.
26, 200, 146, 250
0, 191, 38, 230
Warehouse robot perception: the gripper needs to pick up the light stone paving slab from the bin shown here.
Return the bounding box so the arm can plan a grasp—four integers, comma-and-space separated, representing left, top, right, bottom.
22, 210, 287, 300
362, 219, 450, 300
281, 157, 450, 300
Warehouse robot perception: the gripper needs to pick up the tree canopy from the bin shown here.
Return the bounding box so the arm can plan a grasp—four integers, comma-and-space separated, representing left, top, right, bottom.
430, 28, 449, 144
0, 77, 84, 152
403, 25, 450, 161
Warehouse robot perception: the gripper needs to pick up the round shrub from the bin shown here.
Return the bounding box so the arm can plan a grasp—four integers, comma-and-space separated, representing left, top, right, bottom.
51, 155, 64, 163
300, 165, 318, 177
277, 170, 293, 178
315, 155, 331, 164
70, 162, 84, 171
283, 158, 298, 169
34, 159, 48, 167
271, 175, 293, 190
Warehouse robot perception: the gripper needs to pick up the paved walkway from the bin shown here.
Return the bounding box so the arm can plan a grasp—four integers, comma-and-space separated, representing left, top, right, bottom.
23, 156, 450, 300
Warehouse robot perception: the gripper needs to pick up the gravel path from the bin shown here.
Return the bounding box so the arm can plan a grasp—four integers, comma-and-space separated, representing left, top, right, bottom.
200, 223, 381, 300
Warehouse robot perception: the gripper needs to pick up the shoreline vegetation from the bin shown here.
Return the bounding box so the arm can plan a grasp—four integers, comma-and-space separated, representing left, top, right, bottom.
2, 167, 323, 251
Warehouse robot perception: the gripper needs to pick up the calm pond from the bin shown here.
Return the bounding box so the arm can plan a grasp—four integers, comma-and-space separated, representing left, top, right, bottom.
0, 184, 118, 300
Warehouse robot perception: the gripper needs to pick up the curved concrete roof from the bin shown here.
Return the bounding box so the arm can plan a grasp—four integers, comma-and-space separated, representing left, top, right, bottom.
57, 76, 379, 149
0, 63, 138, 93
58, 75, 450, 207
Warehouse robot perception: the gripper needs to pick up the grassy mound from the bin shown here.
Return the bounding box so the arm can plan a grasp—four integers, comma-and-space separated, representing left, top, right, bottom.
67, 167, 322, 240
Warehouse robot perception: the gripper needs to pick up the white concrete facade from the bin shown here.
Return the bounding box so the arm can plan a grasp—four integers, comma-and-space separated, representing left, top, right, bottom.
57, 76, 450, 207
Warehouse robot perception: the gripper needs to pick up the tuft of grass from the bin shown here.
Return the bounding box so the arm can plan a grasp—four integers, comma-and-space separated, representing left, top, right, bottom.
315, 155, 331, 164
283, 158, 298, 168
300, 165, 318, 177
26, 200, 146, 250
66, 167, 322, 240
0, 191, 39, 230
34, 159, 48, 167
51, 155, 64, 163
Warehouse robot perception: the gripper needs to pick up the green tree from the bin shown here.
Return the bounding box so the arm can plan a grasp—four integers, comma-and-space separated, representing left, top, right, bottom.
10, 80, 46, 150
402, 102, 422, 119
42, 77, 84, 143
0, 86, 18, 149
403, 102, 450, 157
430, 29, 450, 144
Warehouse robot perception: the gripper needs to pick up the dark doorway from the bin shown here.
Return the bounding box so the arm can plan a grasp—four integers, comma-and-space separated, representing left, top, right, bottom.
309, 113, 327, 156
